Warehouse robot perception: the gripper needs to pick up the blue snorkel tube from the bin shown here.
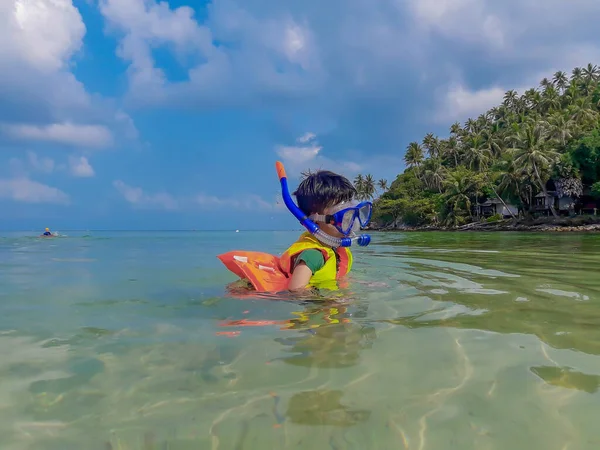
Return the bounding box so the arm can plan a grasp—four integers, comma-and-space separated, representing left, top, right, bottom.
276, 161, 371, 248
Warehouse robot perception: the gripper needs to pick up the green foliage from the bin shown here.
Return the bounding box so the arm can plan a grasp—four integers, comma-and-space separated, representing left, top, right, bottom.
368, 63, 600, 227
486, 214, 503, 223
372, 171, 441, 226
565, 128, 600, 184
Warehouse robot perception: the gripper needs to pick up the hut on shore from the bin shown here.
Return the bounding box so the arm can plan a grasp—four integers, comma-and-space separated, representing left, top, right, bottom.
476, 198, 518, 218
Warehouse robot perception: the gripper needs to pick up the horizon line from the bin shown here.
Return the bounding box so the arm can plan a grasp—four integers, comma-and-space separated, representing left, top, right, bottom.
0, 229, 304, 232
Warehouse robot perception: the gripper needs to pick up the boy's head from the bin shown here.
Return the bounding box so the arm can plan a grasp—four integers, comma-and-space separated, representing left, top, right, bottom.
293, 170, 357, 237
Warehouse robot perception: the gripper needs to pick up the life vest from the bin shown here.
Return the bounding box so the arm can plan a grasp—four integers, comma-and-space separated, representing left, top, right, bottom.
279, 232, 352, 290
217, 232, 353, 293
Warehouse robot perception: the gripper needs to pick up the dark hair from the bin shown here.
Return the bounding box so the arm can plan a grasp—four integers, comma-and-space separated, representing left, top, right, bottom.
293, 170, 357, 216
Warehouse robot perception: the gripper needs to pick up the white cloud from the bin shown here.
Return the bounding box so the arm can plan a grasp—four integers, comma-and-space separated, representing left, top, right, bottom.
27, 151, 55, 173
297, 132, 316, 144
408, 0, 505, 49
3, 0, 597, 186
115, 110, 139, 140
98, 0, 326, 106
276, 144, 322, 166
434, 73, 547, 123
434, 84, 507, 123
276, 132, 324, 169
2, 122, 113, 148
274, 132, 404, 185
0, 1, 138, 154
3, 0, 86, 73
407, 0, 600, 57
8, 151, 55, 177
275, 132, 364, 177
69, 156, 94, 177
0, 177, 69, 204
99, 0, 219, 100
112, 179, 278, 212
253, 17, 319, 72
113, 180, 178, 210
7, 151, 97, 179
0, 0, 91, 120
95, 0, 600, 119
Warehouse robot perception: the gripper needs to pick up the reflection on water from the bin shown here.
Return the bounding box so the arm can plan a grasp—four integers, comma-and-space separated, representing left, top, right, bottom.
531, 366, 600, 394
1, 231, 600, 449
286, 389, 371, 427
274, 304, 377, 369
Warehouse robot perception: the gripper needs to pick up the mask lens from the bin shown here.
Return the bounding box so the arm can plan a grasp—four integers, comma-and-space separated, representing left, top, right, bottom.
339, 209, 356, 234
358, 203, 372, 226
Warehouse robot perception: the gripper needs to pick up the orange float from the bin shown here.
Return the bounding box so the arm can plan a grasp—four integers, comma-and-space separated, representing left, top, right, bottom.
216, 251, 289, 293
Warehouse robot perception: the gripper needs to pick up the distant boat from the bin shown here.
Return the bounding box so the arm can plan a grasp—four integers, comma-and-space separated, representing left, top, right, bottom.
235, 230, 240, 233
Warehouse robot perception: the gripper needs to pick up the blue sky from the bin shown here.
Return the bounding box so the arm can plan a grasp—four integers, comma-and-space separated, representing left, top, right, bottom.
2, 0, 600, 230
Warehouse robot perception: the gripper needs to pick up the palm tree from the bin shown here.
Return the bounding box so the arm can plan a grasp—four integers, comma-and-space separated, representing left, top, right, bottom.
442, 168, 478, 225
503, 90, 518, 110
424, 159, 447, 193
464, 118, 478, 134
523, 88, 541, 111
422, 133, 440, 159
582, 63, 599, 83
553, 71, 568, 92
540, 77, 551, 89
497, 160, 533, 214
362, 175, 376, 200
354, 174, 365, 198
507, 120, 560, 217
571, 67, 583, 81
568, 96, 598, 127
450, 121, 463, 140
442, 136, 460, 167
404, 142, 424, 181
563, 81, 580, 106
548, 112, 574, 147
463, 133, 493, 171
482, 123, 504, 157
377, 179, 388, 192
541, 85, 561, 113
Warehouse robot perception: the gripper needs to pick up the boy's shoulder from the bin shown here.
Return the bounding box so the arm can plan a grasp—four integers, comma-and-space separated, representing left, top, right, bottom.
294, 248, 326, 275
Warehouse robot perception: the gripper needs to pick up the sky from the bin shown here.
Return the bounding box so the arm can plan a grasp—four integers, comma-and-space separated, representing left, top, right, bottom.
2, 0, 600, 231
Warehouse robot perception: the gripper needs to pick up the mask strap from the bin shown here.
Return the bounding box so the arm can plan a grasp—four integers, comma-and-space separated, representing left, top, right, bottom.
309, 213, 335, 224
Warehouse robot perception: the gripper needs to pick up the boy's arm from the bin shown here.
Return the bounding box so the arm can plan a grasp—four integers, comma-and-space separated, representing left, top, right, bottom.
287, 249, 325, 291
288, 262, 313, 291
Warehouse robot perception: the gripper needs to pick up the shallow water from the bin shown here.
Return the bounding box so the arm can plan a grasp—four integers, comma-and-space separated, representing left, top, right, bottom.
1, 230, 600, 449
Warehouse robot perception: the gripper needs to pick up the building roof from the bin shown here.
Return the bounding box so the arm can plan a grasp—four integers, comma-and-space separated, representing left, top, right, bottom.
535, 191, 559, 198
477, 198, 515, 206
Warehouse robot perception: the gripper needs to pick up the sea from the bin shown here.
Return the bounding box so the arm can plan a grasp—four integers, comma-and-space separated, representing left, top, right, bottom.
1, 230, 600, 449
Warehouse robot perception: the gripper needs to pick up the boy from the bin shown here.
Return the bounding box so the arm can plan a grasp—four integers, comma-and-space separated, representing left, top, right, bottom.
217, 164, 371, 295
280, 170, 361, 292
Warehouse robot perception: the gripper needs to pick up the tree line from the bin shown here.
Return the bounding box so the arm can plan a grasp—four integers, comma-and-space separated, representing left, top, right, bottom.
370, 63, 600, 227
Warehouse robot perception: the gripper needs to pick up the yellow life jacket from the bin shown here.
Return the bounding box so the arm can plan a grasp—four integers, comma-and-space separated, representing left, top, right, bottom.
279, 232, 353, 290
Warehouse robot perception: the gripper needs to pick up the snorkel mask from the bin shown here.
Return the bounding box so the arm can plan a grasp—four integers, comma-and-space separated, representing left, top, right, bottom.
276, 161, 371, 248
310, 200, 373, 236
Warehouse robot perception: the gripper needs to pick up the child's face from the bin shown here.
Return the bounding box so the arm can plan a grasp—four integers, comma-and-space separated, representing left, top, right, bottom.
318, 222, 345, 238
315, 203, 347, 238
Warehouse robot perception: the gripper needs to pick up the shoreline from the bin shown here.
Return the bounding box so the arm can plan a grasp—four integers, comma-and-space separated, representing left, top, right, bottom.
370, 219, 600, 233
